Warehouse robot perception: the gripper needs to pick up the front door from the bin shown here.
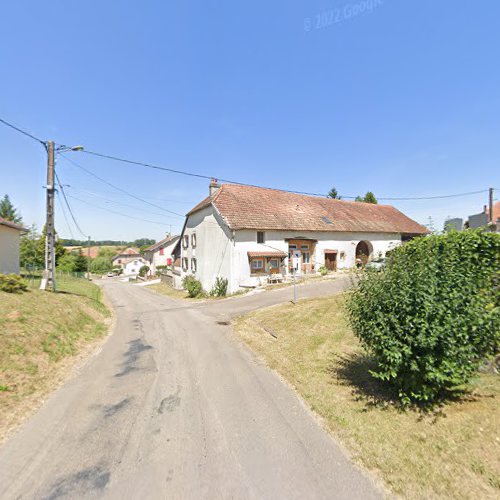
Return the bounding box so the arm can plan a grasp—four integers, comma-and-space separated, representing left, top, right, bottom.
325, 252, 337, 271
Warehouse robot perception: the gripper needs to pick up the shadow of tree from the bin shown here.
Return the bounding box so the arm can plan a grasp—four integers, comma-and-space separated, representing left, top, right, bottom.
326, 352, 400, 411
325, 352, 488, 418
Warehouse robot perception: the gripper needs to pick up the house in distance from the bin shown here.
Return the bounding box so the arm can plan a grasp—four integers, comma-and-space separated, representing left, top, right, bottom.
177, 180, 428, 294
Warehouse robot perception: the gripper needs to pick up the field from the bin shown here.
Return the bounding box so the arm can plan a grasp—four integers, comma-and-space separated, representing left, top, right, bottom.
234, 294, 500, 499
0, 275, 110, 444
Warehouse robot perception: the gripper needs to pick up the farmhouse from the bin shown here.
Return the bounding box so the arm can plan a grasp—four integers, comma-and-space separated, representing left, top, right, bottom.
111, 248, 142, 270
0, 217, 26, 274
178, 181, 428, 294
143, 234, 180, 274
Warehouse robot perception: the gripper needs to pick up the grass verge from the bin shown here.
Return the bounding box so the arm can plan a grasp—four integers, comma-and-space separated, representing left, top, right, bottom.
148, 282, 248, 301
233, 294, 500, 499
0, 276, 110, 444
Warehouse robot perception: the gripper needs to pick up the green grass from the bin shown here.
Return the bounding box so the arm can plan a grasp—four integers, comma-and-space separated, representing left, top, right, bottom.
0, 275, 110, 443
234, 294, 500, 499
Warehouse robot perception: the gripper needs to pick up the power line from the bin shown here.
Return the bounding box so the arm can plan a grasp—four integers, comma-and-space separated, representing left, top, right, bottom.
60, 154, 185, 217
67, 194, 175, 227
78, 148, 492, 202
56, 190, 75, 239
67, 187, 184, 220
55, 172, 87, 238
0, 117, 45, 145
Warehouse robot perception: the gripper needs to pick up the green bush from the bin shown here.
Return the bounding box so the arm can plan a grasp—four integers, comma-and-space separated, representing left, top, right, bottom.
319, 266, 328, 276
210, 277, 228, 297
346, 230, 500, 405
0, 274, 28, 293
182, 275, 204, 298
139, 265, 150, 277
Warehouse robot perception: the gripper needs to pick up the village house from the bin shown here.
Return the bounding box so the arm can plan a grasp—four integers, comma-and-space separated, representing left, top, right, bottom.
177, 181, 429, 294
111, 248, 144, 271
0, 217, 27, 274
143, 234, 180, 275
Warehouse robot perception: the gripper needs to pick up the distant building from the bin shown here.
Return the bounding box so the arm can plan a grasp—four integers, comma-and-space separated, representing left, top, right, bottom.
143, 235, 180, 275
0, 217, 27, 274
111, 248, 142, 269
444, 218, 463, 232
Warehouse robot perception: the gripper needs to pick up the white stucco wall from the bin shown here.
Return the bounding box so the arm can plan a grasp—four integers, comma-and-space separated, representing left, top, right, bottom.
233, 230, 401, 285
0, 225, 22, 274
181, 206, 235, 293
123, 257, 149, 275
148, 237, 180, 272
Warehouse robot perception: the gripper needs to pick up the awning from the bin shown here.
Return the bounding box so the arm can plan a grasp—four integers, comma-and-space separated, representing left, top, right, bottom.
248, 251, 287, 258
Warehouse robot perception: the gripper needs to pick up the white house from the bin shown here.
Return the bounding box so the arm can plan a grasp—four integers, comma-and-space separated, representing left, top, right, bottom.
123, 256, 149, 276
0, 217, 26, 274
178, 181, 428, 294
111, 248, 142, 269
143, 235, 180, 274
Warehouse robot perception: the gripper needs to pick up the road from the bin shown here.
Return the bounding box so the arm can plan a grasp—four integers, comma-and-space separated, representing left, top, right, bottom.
0, 277, 381, 500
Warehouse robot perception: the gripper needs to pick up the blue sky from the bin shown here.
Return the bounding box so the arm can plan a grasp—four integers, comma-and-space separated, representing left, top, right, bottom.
1, 0, 499, 241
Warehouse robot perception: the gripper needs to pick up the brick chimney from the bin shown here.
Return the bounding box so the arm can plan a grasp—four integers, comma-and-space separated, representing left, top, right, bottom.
209, 178, 220, 197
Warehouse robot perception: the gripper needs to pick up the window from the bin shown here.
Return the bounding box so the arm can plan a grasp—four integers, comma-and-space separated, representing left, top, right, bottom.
182, 257, 188, 271
339, 251, 346, 261
191, 258, 197, 272
289, 244, 297, 250
301, 244, 309, 250
159, 247, 164, 256
183, 235, 189, 248
191, 233, 197, 248
302, 252, 311, 264
257, 231, 265, 244
268, 258, 279, 269
251, 259, 264, 270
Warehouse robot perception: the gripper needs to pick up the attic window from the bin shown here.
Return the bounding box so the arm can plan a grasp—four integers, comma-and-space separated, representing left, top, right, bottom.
257, 231, 265, 244
322, 216, 333, 225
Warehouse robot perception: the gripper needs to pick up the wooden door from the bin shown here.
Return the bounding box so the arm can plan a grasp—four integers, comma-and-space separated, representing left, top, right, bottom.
325, 252, 337, 271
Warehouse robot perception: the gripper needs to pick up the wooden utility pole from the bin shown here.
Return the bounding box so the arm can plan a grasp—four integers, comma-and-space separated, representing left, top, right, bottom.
489, 187, 494, 223
40, 141, 56, 291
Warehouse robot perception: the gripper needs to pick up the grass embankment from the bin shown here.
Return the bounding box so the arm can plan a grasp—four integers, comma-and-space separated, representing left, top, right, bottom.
0, 276, 110, 443
234, 295, 500, 499
148, 282, 247, 301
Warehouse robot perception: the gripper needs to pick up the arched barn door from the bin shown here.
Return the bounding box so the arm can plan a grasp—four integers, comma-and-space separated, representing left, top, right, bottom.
355, 241, 372, 265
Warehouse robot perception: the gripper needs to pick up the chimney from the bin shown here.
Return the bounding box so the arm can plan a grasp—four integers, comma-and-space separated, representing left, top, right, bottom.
209, 178, 220, 197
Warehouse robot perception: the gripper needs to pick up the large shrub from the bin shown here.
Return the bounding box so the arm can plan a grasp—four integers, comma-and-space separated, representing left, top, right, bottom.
182, 275, 204, 298
346, 230, 500, 404
0, 274, 28, 293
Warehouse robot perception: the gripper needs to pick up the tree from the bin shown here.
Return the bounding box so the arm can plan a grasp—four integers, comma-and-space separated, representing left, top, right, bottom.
0, 194, 23, 224
73, 252, 89, 273
90, 256, 113, 273
57, 253, 78, 273
327, 187, 341, 200
20, 225, 43, 269
355, 192, 378, 204
133, 238, 155, 248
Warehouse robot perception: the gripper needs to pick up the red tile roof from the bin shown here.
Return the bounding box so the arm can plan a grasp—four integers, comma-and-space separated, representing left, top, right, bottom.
247, 251, 287, 258
144, 235, 180, 253
187, 184, 429, 234
0, 217, 27, 231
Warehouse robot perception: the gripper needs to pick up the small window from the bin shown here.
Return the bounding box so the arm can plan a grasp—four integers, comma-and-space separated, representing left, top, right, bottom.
182, 257, 188, 271
268, 258, 279, 269
301, 244, 309, 250
191, 258, 197, 272
303, 252, 311, 264
251, 259, 264, 270
257, 231, 265, 244
191, 233, 197, 248
289, 244, 297, 250
183, 235, 189, 248
159, 247, 164, 256
339, 251, 346, 261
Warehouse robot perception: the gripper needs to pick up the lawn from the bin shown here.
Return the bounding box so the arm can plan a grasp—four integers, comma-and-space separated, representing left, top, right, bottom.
234, 294, 500, 499
0, 275, 110, 444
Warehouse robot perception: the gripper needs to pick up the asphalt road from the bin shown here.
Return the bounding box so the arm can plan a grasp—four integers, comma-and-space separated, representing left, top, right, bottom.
0, 277, 381, 499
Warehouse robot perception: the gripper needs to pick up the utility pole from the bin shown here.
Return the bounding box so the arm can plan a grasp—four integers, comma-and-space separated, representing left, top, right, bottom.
40, 141, 56, 291
489, 187, 494, 223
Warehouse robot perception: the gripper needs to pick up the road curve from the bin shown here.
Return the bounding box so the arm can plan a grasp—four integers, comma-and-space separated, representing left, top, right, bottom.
0, 278, 381, 499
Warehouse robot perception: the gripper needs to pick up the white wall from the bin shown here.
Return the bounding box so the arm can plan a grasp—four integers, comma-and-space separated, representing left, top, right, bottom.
0, 225, 21, 274
149, 237, 180, 272
123, 257, 149, 275
233, 230, 401, 284
181, 206, 234, 293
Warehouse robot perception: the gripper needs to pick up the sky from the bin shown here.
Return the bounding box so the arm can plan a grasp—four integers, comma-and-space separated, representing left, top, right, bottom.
1, 0, 499, 242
